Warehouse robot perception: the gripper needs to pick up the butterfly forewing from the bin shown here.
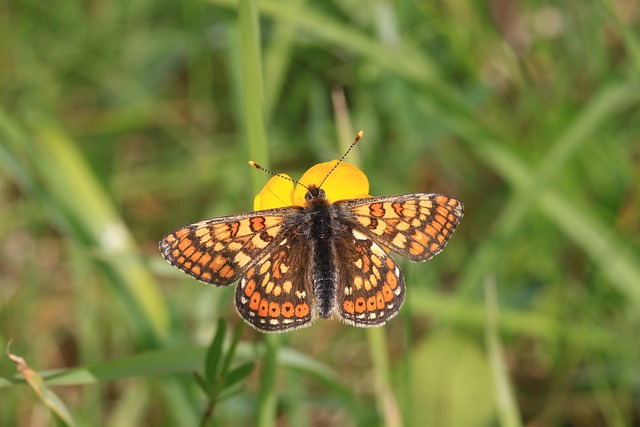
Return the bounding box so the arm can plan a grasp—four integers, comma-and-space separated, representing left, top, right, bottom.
338, 193, 464, 261
159, 208, 300, 286
235, 231, 315, 332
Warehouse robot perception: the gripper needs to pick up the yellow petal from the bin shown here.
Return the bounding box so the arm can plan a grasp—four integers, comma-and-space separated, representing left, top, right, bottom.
294, 161, 370, 205
253, 174, 295, 210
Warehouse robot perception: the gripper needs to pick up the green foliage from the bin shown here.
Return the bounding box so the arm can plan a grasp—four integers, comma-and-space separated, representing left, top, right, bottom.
1, 0, 639, 426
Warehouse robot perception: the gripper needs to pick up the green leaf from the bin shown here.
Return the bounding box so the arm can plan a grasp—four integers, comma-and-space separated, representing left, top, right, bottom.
222, 362, 255, 390
204, 319, 226, 385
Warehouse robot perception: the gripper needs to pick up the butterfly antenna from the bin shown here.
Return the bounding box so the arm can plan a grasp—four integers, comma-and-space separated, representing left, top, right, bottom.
317, 130, 363, 189
248, 160, 310, 191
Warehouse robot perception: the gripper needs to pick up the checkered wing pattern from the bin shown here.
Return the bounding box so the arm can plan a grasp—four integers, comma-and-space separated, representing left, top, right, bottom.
159, 207, 302, 286
338, 193, 464, 261
235, 232, 315, 332
334, 227, 405, 326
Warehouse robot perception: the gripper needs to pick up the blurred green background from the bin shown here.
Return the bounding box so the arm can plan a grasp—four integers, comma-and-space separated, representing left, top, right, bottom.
1, 0, 639, 426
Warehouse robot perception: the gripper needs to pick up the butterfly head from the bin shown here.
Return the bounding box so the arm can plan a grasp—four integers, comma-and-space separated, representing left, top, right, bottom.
304, 185, 326, 203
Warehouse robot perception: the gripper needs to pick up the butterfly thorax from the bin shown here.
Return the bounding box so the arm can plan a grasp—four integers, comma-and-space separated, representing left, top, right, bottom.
304, 185, 333, 239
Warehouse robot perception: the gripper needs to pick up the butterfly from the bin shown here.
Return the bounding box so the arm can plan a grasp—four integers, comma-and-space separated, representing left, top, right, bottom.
159, 133, 464, 333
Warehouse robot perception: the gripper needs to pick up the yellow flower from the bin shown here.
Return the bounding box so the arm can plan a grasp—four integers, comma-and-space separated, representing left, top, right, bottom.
253, 161, 371, 211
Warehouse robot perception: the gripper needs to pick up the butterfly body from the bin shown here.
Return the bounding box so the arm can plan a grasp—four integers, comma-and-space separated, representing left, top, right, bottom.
160, 182, 463, 333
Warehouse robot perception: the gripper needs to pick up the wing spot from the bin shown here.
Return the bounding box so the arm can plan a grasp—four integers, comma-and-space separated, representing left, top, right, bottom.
234, 251, 252, 267
191, 265, 201, 276
175, 229, 189, 238
409, 241, 424, 256
279, 261, 289, 274
343, 300, 355, 314
354, 276, 364, 290
195, 227, 209, 237
392, 202, 404, 217
385, 257, 395, 269
259, 260, 271, 274
371, 244, 386, 258
382, 284, 394, 301
295, 303, 310, 318
229, 222, 240, 237
183, 246, 196, 258
413, 230, 429, 244
430, 243, 441, 253
211, 255, 227, 272
258, 299, 269, 316
249, 293, 260, 310
228, 242, 242, 251
282, 302, 294, 318
283, 281, 293, 293
273, 285, 282, 296
355, 297, 366, 313
392, 233, 407, 248
371, 255, 383, 267
178, 238, 192, 251
367, 296, 377, 311
189, 250, 204, 263
244, 280, 256, 297
269, 302, 280, 317
396, 221, 410, 231
261, 272, 271, 287
376, 291, 385, 309
352, 229, 368, 240
201, 272, 212, 281
436, 206, 449, 217
251, 234, 270, 249
250, 217, 266, 231
370, 203, 385, 217
219, 264, 234, 278
386, 271, 398, 289
265, 280, 274, 294
434, 214, 447, 226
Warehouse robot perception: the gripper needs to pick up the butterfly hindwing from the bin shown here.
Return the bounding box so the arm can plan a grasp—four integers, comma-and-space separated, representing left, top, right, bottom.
235, 228, 315, 332
333, 226, 405, 327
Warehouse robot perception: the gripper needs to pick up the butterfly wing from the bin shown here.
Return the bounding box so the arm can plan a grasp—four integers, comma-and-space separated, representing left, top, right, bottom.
337, 193, 464, 261
332, 226, 405, 326
159, 207, 302, 286
235, 229, 315, 332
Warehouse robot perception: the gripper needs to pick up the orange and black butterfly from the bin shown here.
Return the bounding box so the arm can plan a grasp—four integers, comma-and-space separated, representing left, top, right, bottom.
160, 132, 463, 333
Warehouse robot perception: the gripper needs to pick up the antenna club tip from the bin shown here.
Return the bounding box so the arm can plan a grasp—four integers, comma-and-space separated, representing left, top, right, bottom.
357, 130, 364, 138
248, 160, 259, 168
